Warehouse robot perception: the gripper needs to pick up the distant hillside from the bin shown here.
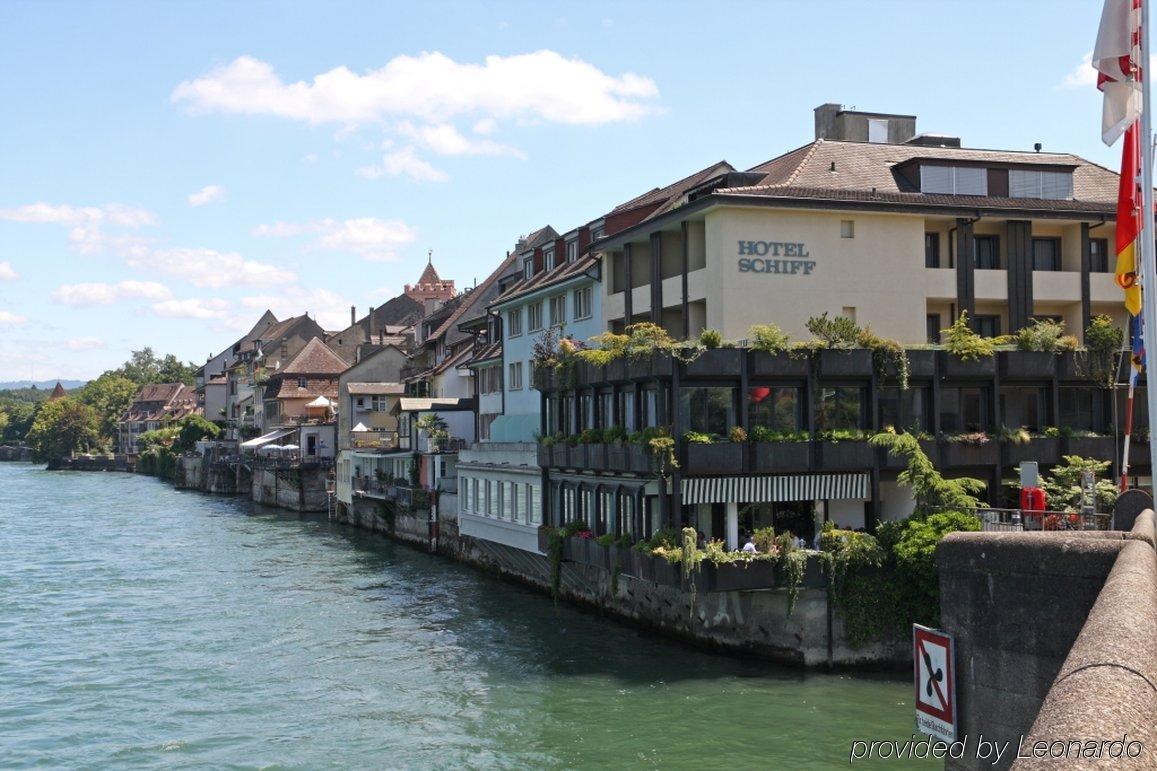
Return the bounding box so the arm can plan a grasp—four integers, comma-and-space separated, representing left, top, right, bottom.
0, 380, 87, 391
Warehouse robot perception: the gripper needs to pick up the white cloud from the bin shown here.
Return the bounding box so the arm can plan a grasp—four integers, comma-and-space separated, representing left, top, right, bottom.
472, 117, 497, 135
254, 216, 417, 261
355, 164, 384, 180
51, 280, 173, 307
172, 51, 659, 127
0, 310, 27, 327
378, 146, 448, 182
240, 287, 352, 330
130, 247, 297, 288
188, 184, 226, 207
0, 202, 156, 228
152, 297, 231, 320
0, 261, 17, 281
397, 122, 523, 158
64, 337, 105, 351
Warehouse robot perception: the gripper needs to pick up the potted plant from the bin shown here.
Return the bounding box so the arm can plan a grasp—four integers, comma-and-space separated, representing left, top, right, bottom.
683, 430, 745, 474
747, 323, 810, 377
1063, 431, 1117, 463
751, 427, 811, 472
817, 430, 874, 468
939, 432, 999, 466
817, 348, 874, 377
899, 348, 937, 379
1000, 427, 1060, 467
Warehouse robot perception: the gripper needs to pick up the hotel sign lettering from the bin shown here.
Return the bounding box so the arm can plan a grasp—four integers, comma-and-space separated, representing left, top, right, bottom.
736, 240, 816, 275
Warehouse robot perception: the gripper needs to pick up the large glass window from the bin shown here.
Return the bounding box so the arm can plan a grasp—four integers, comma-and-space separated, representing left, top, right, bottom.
527, 302, 543, 332
974, 235, 1000, 269
1060, 388, 1109, 433
748, 386, 802, 432
1000, 386, 1049, 430
924, 233, 941, 268
618, 387, 635, 431
1090, 238, 1110, 273
679, 386, 736, 437
598, 390, 614, 429
814, 386, 866, 431
879, 386, 931, 432
1032, 238, 1061, 272
940, 387, 988, 433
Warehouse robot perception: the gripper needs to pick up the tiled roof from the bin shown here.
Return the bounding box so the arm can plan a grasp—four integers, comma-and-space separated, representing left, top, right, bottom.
280, 338, 348, 376
518, 225, 558, 253
428, 251, 520, 342
346, 382, 406, 396
416, 261, 441, 284
464, 341, 502, 367
610, 160, 734, 215
491, 252, 598, 306
120, 383, 198, 422
727, 140, 1119, 208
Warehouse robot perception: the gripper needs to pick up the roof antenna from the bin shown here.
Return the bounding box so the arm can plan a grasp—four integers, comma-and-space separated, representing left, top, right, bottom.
1033, 142, 1042, 153
428, 248, 433, 264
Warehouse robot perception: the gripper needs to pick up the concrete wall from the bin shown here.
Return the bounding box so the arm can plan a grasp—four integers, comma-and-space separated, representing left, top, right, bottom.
251, 465, 330, 512
940, 512, 1157, 770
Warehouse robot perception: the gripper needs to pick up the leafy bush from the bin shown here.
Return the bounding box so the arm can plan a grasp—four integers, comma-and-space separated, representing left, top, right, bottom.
1014, 318, 1078, 353
858, 326, 910, 390
992, 426, 1030, 445
682, 430, 715, 444
699, 328, 724, 349
752, 526, 777, 553
1081, 315, 1125, 388
728, 426, 748, 443
603, 425, 628, 444
1041, 455, 1118, 513
942, 312, 994, 361
890, 511, 981, 626
750, 426, 810, 443
748, 323, 791, 355
806, 312, 859, 349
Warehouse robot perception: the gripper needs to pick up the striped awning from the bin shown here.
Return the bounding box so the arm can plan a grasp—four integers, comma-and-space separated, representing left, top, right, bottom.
680, 473, 869, 505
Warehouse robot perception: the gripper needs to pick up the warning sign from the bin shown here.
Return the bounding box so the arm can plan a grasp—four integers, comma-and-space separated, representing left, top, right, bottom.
913, 624, 956, 742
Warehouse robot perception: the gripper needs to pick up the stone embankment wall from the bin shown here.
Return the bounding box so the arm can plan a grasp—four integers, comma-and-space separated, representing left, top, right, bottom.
0, 445, 33, 462
250, 465, 329, 512
940, 498, 1157, 770
174, 453, 241, 494
46, 455, 131, 472
334, 495, 902, 668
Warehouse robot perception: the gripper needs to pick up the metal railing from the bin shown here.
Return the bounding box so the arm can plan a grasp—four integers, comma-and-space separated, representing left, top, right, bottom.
974, 507, 1111, 532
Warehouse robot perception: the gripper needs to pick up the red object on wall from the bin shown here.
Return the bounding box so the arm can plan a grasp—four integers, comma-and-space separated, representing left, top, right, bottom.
1020, 486, 1046, 512
749, 386, 771, 403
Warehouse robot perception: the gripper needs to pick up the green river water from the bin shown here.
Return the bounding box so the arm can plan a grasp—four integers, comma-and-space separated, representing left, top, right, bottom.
0, 463, 933, 769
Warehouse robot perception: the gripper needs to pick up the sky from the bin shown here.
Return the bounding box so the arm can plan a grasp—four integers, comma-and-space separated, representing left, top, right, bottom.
0, 0, 1122, 381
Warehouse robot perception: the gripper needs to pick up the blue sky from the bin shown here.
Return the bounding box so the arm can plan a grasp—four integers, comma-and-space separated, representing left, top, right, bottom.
0, 0, 1118, 380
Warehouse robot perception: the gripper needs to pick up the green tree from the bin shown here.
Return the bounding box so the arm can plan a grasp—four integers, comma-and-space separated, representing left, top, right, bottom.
0, 401, 38, 443
79, 374, 138, 443
104, 348, 197, 386
25, 397, 99, 461
871, 431, 986, 514
0, 410, 9, 438
173, 414, 221, 453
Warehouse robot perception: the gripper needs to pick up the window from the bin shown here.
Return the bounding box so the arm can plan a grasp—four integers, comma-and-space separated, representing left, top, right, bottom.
524, 258, 534, 279
573, 286, 592, 320
508, 361, 524, 391
1009, 169, 1073, 200
298, 377, 308, 389
842, 306, 857, 323
566, 239, 578, 263
507, 308, 522, 337
527, 301, 543, 331
509, 482, 520, 523
598, 391, 614, 428
927, 314, 942, 344
920, 164, 988, 195
1061, 387, 1109, 433
617, 387, 635, 430
462, 477, 472, 512
484, 480, 492, 515
814, 386, 867, 431
1000, 386, 1050, 431
472, 479, 479, 514
939, 387, 988, 433
975, 314, 1002, 338
868, 118, 889, 143
578, 393, 594, 430
879, 386, 931, 432
840, 220, 855, 239
371, 395, 389, 411
748, 386, 802, 432
925, 233, 941, 268
1032, 238, 1061, 271
679, 386, 736, 437
1090, 238, 1110, 273
356, 397, 365, 409
974, 235, 1000, 269
549, 294, 566, 326
545, 248, 556, 271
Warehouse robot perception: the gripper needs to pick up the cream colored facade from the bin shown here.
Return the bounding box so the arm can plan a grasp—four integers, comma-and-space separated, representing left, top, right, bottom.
602, 203, 1124, 345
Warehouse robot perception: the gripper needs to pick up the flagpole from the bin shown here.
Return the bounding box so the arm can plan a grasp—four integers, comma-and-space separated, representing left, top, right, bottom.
1141, 0, 1157, 481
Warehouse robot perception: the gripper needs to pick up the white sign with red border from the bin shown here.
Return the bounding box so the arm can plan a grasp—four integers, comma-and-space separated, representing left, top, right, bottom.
913, 624, 956, 742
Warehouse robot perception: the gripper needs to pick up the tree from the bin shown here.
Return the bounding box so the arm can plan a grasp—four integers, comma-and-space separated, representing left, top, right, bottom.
0, 401, 37, 443
104, 348, 197, 386
0, 410, 8, 438
25, 397, 99, 461
173, 414, 221, 453
870, 430, 986, 514
79, 374, 138, 444
157, 354, 197, 386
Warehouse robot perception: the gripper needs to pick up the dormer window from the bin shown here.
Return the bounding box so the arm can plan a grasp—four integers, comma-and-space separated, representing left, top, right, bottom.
919, 165, 987, 196
544, 248, 556, 271
524, 258, 534, 279
868, 118, 889, 143
1009, 169, 1073, 200
566, 240, 578, 263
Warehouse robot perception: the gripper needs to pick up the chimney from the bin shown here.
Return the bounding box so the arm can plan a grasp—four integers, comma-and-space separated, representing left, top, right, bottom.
350, 306, 356, 326
814, 103, 841, 140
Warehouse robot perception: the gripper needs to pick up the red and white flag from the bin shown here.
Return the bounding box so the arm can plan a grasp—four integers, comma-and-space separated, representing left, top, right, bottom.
1094, 0, 1143, 145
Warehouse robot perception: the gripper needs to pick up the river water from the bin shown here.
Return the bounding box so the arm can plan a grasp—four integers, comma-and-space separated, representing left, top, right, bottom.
0, 464, 931, 769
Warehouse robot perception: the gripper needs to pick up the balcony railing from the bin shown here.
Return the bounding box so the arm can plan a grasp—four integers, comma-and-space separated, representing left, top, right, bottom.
350, 430, 399, 450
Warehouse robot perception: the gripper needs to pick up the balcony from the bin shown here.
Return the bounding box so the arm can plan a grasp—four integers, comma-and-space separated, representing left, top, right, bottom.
350, 429, 399, 450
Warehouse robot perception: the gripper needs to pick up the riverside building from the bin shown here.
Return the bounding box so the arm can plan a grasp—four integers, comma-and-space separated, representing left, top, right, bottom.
530, 103, 1139, 542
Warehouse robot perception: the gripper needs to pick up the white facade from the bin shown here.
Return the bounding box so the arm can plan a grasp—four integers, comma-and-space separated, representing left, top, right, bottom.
456, 443, 542, 552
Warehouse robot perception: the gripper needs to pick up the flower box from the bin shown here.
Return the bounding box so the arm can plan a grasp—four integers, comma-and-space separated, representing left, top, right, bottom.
1056, 351, 1083, 381
537, 526, 552, 554
818, 349, 874, 378
550, 444, 569, 468
605, 358, 628, 382
536, 445, 552, 467
753, 442, 811, 473
704, 560, 778, 592
651, 557, 682, 588
683, 348, 743, 378
818, 440, 875, 469
577, 360, 605, 385
628, 444, 655, 474
1006, 437, 1061, 467
749, 351, 811, 378
939, 351, 995, 379
584, 443, 608, 470
1127, 440, 1149, 467
999, 350, 1057, 380
940, 440, 999, 467
631, 550, 654, 581
533, 366, 556, 391
627, 352, 673, 379
569, 444, 589, 469
890, 349, 936, 380
684, 442, 745, 474
1064, 436, 1118, 464
606, 443, 630, 470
